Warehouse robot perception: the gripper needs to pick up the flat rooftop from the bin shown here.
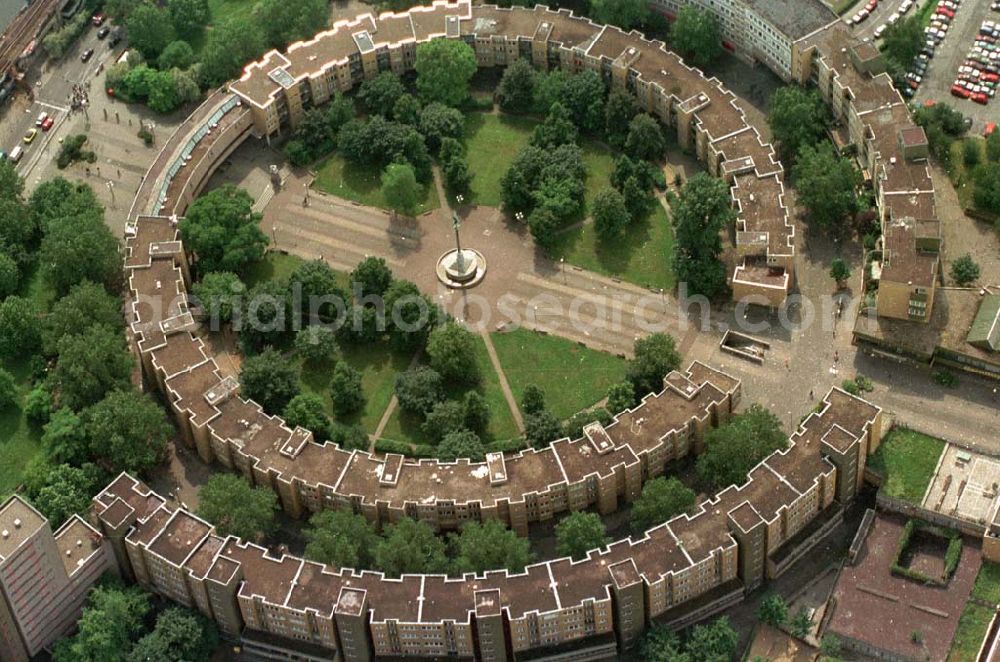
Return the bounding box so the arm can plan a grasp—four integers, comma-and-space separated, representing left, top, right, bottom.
747, 0, 836, 41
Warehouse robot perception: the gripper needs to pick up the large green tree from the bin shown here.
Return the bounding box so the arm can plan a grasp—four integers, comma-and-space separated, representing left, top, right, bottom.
555, 511, 608, 560
43, 281, 123, 355
497, 58, 537, 113
0, 368, 18, 410
304, 510, 379, 568
882, 16, 923, 73
395, 366, 445, 415
670, 6, 722, 68
52, 583, 151, 662
128, 607, 220, 662
51, 326, 133, 411
418, 102, 465, 153
768, 86, 828, 163
39, 214, 121, 295
0, 295, 40, 357
84, 390, 171, 475
451, 520, 533, 573
437, 430, 486, 462
532, 102, 578, 149
792, 142, 861, 235
23, 461, 101, 528
592, 187, 631, 239
697, 404, 788, 489
351, 255, 394, 297
179, 185, 268, 275
671, 174, 733, 299
192, 271, 244, 326
239, 347, 300, 414
382, 162, 422, 217
167, 0, 208, 39
330, 362, 365, 416
973, 163, 1000, 215
126, 2, 175, 59
630, 477, 696, 533
283, 393, 333, 441
624, 114, 665, 163
427, 322, 479, 384
198, 16, 266, 87
415, 38, 477, 107
256, 0, 328, 47
197, 473, 278, 541
359, 72, 407, 116
374, 518, 449, 576
626, 333, 681, 398
589, 0, 649, 30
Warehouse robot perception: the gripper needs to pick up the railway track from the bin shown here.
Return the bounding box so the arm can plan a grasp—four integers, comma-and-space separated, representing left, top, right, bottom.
0, 0, 59, 76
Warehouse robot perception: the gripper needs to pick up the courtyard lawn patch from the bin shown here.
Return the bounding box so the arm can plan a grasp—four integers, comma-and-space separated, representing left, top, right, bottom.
551, 203, 676, 290
867, 427, 945, 504
949, 138, 994, 219
298, 342, 416, 435
972, 562, 1000, 605
243, 251, 308, 288
312, 154, 440, 213
948, 603, 993, 662
490, 328, 626, 420
379, 334, 519, 446
0, 355, 44, 499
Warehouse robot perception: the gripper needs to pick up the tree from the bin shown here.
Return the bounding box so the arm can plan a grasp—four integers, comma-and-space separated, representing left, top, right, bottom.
328, 422, 370, 452
198, 16, 265, 87
973, 163, 1000, 215
385, 279, 440, 351
0, 252, 18, 299
294, 326, 339, 364
670, 6, 722, 68
500, 144, 586, 218
437, 429, 486, 462
128, 607, 220, 662
442, 150, 473, 195
757, 594, 789, 627
427, 323, 479, 383
0, 199, 36, 268
351, 256, 394, 297
180, 185, 268, 275
158, 39, 194, 69
40, 215, 121, 296
256, 0, 327, 47
393, 93, 422, 126
24, 385, 51, 424
359, 72, 407, 116
52, 583, 151, 662
240, 347, 301, 415
0, 368, 16, 411
419, 102, 465, 153
283, 393, 333, 441
126, 2, 175, 59
532, 102, 578, 149
452, 519, 532, 573
41, 408, 88, 466
686, 616, 739, 660
415, 38, 477, 106
520, 385, 546, 416
382, 163, 422, 217
671, 174, 733, 299
168, 0, 208, 39
790, 608, 812, 638
964, 139, 982, 168
23, 462, 100, 527
624, 114, 665, 163
630, 477, 696, 533
627, 333, 681, 398
820, 634, 841, 656
559, 70, 606, 133
830, 257, 852, 288
527, 205, 560, 251
374, 518, 449, 576
304, 510, 378, 568
882, 16, 923, 73
327, 93, 357, 135
422, 400, 468, 442
641, 625, 686, 661
524, 409, 563, 448
768, 86, 828, 163
589, 0, 649, 30
238, 279, 289, 353
793, 142, 861, 235
697, 404, 788, 489
289, 258, 348, 326
604, 89, 639, 149
606, 381, 636, 413
987, 131, 1000, 162
0, 159, 23, 201
0, 295, 40, 357
192, 271, 244, 327
555, 511, 608, 560
462, 391, 490, 435
950, 254, 980, 286
198, 473, 278, 540
52, 326, 133, 411
497, 58, 537, 113
394, 366, 445, 415
563, 407, 611, 440
593, 187, 631, 239
44, 283, 123, 359
84, 390, 171, 475
330, 362, 365, 417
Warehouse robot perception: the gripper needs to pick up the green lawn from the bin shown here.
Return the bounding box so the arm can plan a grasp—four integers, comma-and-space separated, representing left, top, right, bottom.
948, 603, 993, 661
867, 427, 945, 504
972, 562, 1000, 605
490, 328, 626, 420
379, 334, 519, 445
298, 342, 415, 435
243, 251, 307, 288
949, 138, 991, 216
312, 154, 441, 214
551, 203, 676, 290
188, 0, 257, 54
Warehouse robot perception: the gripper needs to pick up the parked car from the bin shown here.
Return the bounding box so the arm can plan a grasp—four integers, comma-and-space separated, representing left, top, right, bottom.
972, 92, 989, 104
34, 111, 47, 126
41, 116, 54, 131
951, 84, 971, 98
81, 48, 94, 62
23, 128, 37, 144
874, 24, 887, 38
91, 12, 105, 26
97, 26, 110, 39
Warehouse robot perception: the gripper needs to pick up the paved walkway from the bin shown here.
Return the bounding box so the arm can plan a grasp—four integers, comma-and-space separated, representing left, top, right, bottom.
479, 329, 525, 432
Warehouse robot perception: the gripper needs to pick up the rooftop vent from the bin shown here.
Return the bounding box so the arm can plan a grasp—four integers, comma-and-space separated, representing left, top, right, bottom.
13, 519, 20, 529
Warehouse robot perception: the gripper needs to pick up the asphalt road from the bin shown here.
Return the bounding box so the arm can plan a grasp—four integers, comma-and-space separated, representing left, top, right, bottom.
850, 0, 925, 39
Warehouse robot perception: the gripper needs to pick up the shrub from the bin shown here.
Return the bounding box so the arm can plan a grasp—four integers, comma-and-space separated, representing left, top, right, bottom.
933, 370, 958, 388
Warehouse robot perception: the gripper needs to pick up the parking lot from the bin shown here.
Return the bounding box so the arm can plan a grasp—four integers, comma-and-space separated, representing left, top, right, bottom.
914, 0, 1000, 133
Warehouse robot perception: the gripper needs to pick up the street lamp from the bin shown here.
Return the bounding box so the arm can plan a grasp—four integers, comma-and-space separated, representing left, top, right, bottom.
105, 180, 116, 209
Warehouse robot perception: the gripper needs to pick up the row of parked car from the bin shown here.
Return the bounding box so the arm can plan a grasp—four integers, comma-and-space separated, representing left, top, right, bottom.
951, 20, 1000, 105
897, 0, 961, 97
870, 0, 916, 38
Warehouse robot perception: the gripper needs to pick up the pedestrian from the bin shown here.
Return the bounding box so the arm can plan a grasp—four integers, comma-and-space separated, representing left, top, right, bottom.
809, 389, 814, 400
834, 350, 839, 364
